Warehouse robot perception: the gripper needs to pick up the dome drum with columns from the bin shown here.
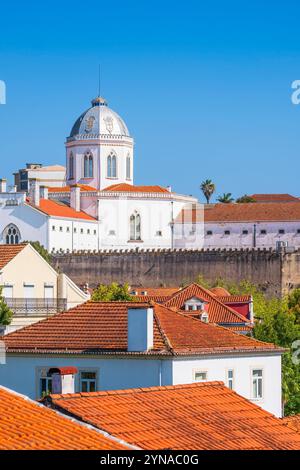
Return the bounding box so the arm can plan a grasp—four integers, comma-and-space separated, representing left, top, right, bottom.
66, 97, 134, 190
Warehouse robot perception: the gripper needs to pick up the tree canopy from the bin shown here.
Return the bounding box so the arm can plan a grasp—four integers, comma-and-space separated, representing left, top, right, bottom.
92, 283, 133, 302
0, 287, 13, 326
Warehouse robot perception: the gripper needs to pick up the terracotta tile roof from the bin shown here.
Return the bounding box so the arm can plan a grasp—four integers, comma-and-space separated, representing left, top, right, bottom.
282, 415, 300, 433
0, 244, 27, 270
102, 183, 170, 193
209, 286, 231, 296
217, 295, 252, 304
164, 283, 248, 325
48, 184, 97, 193
45, 382, 300, 450
176, 202, 300, 223
131, 287, 179, 296
203, 202, 300, 223
0, 386, 129, 450
250, 193, 300, 203
3, 301, 280, 356
27, 198, 96, 221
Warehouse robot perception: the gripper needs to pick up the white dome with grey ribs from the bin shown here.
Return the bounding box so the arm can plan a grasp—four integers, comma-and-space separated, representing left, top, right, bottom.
68, 96, 130, 140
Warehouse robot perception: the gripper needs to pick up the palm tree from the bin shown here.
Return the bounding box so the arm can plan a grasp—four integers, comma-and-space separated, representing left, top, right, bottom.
200, 179, 216, 204
217, 193, 234, 203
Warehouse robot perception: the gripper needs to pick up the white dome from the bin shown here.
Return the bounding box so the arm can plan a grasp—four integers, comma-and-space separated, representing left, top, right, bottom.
68, 96, 130, 139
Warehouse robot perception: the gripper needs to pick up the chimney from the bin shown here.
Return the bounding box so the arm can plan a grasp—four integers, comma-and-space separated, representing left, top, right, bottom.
40, 186, 49, 200
70, 185, 81, 212
166, 185, 172, 192
0, 179, 7, 193
127, 307, 154, 352
49, 367, 78, 394
29, 178, 40, 206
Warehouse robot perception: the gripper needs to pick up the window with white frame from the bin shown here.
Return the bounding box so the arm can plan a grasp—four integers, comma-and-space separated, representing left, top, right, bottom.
3, 224, 21, 244
69, 152, 74, 179
194, 371, 208, 382
107, 152, 117, 178
130, 212, 141, 241
126, 154, 131, 179
80, 371, 97, 392
227, 369, 234, 390
84, 151, 93, 178
39, 369, 52, 397
252, 369, 263, 399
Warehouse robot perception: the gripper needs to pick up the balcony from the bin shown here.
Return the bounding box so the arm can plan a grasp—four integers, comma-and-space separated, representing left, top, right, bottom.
4, 298, 67, 316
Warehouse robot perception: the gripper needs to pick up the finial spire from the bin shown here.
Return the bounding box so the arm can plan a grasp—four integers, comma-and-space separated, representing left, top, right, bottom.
98, 63, 101, 97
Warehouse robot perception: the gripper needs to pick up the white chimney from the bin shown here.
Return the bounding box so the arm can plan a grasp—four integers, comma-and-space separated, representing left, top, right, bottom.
0, 179, 7, 193
49, 367, 78, 394
167, 185, 172, 192
40, 186, 48, 200
128, 307, 154, 352
70, 185, 81, 212
29, 178, 40, 206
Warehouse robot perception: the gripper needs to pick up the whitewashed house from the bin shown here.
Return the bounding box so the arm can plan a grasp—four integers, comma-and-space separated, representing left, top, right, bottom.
0, 243, 89, 333
0, 301, 284, 417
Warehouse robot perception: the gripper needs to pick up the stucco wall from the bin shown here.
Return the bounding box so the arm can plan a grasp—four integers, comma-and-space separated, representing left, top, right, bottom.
52, 248, 294, 298
0, 352, 282, 416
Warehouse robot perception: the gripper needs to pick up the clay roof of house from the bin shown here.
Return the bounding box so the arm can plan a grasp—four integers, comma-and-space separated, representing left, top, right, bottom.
203, 202, 300, 222
217, 295, 252, 303
45, 382, 300, 450
48, 184, 97, 193
0, 244, 27, 270
282, 415, 300, 434
250, 194, 300, 203
176, 202, 300, 223
0, 386, 129, 450
209, 286, 231, 296
3, 301, 283, 356
27, 198, 96, 221
164, 283, 249, 324
131, 287, 180, 296
102, 183, 170, 193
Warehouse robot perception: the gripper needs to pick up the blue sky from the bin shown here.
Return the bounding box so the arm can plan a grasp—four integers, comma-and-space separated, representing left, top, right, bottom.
1, 1, 300, 202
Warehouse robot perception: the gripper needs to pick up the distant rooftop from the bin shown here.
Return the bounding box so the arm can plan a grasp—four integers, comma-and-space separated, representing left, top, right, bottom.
250, 194, 300, 203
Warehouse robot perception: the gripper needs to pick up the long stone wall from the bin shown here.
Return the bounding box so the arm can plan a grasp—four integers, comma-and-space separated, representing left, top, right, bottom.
51, 248, 300, 297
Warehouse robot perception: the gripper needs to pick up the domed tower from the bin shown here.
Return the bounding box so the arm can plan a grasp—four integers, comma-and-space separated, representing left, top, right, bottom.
65, 96, 134, 190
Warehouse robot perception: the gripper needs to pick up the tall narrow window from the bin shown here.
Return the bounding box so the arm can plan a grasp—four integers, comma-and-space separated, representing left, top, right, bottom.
84, 152, 93, 178
126, 155, 131, 179
80, 371, 97, 392
69, 152, 74, 179
3, 224, 21, 244
107, 152, 117, 178
252, 369, 263, 399
227, 370, 234, 390
130, 213, 141, 241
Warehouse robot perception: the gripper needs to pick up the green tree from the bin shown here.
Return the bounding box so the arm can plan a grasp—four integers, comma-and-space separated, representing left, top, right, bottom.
23, 241, 51, 264
200, 179, 216, 204
236, 195, 256, 203
217, 193, 234, 204
0, 287, 13, 325
287, 288, 300, 324
92, 283, 133, 302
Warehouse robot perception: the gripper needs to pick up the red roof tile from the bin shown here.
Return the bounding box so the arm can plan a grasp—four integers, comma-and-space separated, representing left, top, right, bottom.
204, 202, 300, 222
282, 415, 300, 433
251, 194, 300, 203
102, 183, 170, 193
0, 244, 27, 270
48, 184, 97, 193
164, 283, 248, 324
0, 386, 129, 450
27, 198, 96, 221
3, 301, 282, 356
45, 382, 300, 450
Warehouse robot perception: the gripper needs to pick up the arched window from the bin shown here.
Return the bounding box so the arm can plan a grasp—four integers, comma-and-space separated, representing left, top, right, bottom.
107, 152, 117, 178
130, 213, 141, 241
69, 152, 74, 179
84, 152, 93, 178
3, 224, 21, 244
126, 154, 131, 179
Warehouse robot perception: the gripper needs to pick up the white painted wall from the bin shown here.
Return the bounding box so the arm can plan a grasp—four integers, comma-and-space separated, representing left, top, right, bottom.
171, 354, 282, 417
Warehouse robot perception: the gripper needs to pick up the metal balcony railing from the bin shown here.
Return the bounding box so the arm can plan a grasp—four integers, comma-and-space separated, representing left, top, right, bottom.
4, 298, 67, 316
